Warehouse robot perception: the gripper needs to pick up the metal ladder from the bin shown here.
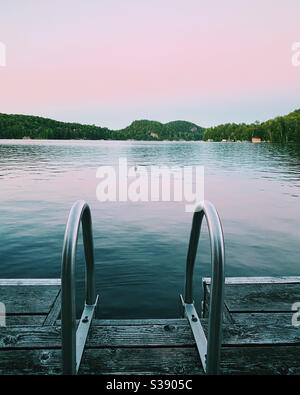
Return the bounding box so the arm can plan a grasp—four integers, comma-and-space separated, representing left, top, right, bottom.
180, 201, 225, 375
61, 200, 99, 374
61, 200, 225, 375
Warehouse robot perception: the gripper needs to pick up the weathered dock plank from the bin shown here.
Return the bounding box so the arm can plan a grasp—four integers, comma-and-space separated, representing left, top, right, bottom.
219, 346, 300, 375
43, 289, 61, 326
0, 348, 203, 375
79, 347, 204, 375
0, 279, 61, 286
0, 349, 62, 375
1, 345, 299, 375
203, 277, 300, 314
0, 279, 61, 326
1, 315, 299, 350
5, 316, 46, 327
79, 346, 300, 375
0, 286, 60, 315
86, 317, 300, 347
56, 318, 188, 327
0, 326, 61, 349
222, 284, 300, 312
203, 276, 300, 285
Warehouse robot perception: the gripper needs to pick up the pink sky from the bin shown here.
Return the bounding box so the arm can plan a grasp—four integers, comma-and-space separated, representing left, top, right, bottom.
0, 0, 299, 128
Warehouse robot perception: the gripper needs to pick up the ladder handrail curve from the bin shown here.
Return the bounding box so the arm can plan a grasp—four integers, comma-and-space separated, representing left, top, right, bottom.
184, 200, 225, 374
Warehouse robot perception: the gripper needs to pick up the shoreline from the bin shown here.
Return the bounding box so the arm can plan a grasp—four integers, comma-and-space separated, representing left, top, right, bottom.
0, 138, 278, 144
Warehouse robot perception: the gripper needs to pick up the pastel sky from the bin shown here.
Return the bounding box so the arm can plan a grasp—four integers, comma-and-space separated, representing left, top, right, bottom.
0, 0, 299, 129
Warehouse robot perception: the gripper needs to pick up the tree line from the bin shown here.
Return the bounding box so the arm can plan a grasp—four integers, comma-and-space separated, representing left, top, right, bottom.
203, 109, 300, 143
1, 109, 299, 142
0, 114, 204, 141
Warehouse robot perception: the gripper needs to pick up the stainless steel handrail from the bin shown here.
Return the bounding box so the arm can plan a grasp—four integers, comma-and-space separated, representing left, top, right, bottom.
181, 200, 225, 375
61, 200, 98, 375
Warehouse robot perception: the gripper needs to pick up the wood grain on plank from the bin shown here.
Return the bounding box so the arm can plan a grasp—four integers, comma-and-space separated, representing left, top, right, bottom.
1, 346, 299, 375
203, 277, 300, 285
1, 315, 299, 350
5, 316, 46, 327
0, 286, 61, 314
43, 289, 61, 326
204, 282, 300, 313
223, 284, 300, 312
0, 279, 61, 286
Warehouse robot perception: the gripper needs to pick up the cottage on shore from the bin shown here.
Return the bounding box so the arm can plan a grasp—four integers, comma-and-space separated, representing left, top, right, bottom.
252, 137, 261, 143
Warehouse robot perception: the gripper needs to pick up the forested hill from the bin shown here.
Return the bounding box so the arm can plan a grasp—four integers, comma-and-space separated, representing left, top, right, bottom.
1, 110, 299, 142
0, 114, 204, 141
203, 109, 300, 143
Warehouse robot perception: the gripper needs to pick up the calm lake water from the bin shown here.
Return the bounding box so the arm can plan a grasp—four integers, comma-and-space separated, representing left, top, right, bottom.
0, 140, 300, 318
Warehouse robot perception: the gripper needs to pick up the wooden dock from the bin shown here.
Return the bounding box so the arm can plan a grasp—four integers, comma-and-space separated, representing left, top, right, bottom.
0, 277, 300, 375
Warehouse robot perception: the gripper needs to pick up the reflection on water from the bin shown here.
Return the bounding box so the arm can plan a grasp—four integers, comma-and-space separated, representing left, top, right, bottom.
0, 140, 300, 318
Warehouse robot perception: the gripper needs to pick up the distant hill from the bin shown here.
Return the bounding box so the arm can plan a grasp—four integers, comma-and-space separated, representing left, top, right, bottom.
115, 120, 204, 141
203, 109, 300, 143
0, 113, 204, 141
